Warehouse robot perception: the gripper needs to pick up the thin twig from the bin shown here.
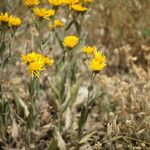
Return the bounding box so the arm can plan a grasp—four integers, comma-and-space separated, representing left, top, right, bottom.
102, 135, 150, 145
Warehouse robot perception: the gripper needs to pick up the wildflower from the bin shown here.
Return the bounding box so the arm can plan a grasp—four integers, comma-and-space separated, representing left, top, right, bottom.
33, 7, 55, 19
22, 52, 54, 77
27, 60, 45, 77
48, 0, 63, 6
44, 57, 54, 66
71, 3, 88, 12
22, 52, 54, 65
63, 0, 79, 5
24, 0, 40, 7
93, 50, 105, 61
8, 16, 21, 27
22, 52, 41, 64
82, 46, 96, 55
47, 9, 56, 16
89, 50, 106, 72
49, 19, 64, 30
0, 12, 10, 24
63, 35, 79, 48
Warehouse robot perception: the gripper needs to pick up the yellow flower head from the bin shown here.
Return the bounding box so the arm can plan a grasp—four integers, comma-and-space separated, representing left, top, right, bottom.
89, 50, 106, 72
24, 0, 40, 7
0, 12, 10, 23
54, 19, 64, 27
63, 0, 79, 5
44, 57, 54, 66
8, 16, 21, 27
82, 46, 96, 55
47, 9, 56, 16
49, 19, 64, 30
27, 60, 45, 77
93, 49, 105, 60
33, 7, 55, 19
63, 35, 79, 48
22, 52, 41, 63
22, 52, 54, 77
48, 0, 63, 6
71, 3, 88, 12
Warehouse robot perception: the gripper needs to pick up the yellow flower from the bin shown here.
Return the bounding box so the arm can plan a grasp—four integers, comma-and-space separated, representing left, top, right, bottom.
54, 19, 64, 27
0, 12, 10, 23
47, 9, 56, 16
22, 52, 54, 77
8, 16, 21, 27
0, 13, 21, 27
93, 49, 105, 60
49, 19, 64, 30
89, 51, 106, 72
63, 35, 79, 48
48, 0, 63, 6
44, 57, 54, 66
24, 0, 40, 7
22, 52, 41, 64
27, 60, 45, 77
63, 0, 79, 5
82, 46, 96, 54
71, 3, 88, 12
22, 52, 54, 66
33, 8, 55, 19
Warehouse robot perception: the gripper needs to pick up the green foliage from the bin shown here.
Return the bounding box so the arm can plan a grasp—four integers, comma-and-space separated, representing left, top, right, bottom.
0, 99, 10, 141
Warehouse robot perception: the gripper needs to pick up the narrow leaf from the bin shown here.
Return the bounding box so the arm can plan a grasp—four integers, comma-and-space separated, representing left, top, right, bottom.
79, 131, 95, 144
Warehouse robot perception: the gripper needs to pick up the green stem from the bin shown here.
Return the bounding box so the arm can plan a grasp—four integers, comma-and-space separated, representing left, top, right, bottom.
27, 76, 39, 144
87, 73, 96, 106
77, 73, 96, 145
0, 29, 6, 100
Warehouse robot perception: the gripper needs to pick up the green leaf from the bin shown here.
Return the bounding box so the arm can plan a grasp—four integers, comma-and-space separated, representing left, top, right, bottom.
1, 54, 18, 69
27, 104, 36, 130
1, 55, 9, 68
79, 106, 85, 123
0, 42, 5, 53
13, 90, 29, 117
142, 29, 150, 37
48, 138, 58, 150
79, 131, 95, 144
70, 83, 80, 104
59, 91, 70, 114
73, 17, 81, 35
54, 30, 64, 50
65, 20, 74, 31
